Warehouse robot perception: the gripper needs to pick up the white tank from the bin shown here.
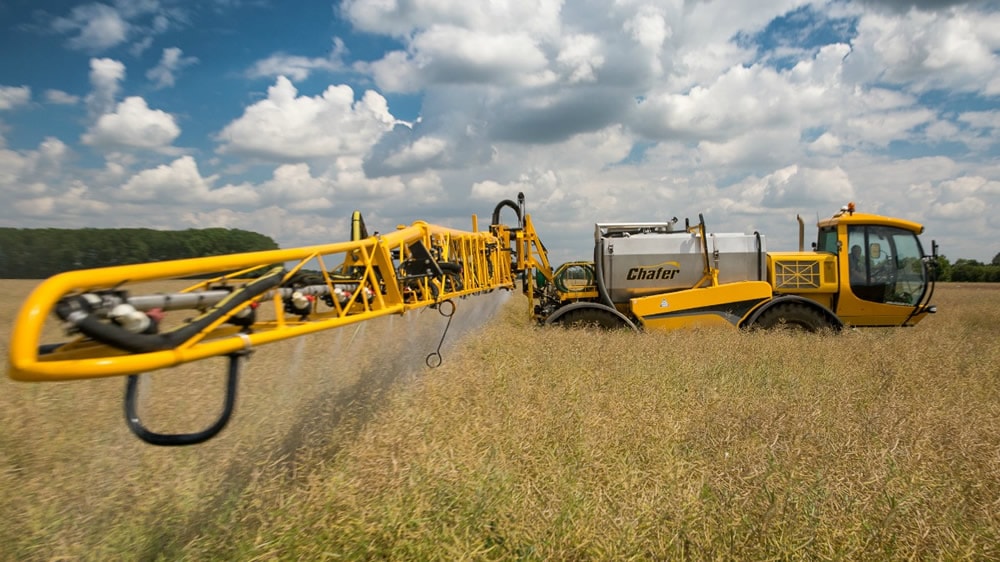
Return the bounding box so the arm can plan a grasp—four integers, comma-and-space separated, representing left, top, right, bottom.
596, 222, 766, 303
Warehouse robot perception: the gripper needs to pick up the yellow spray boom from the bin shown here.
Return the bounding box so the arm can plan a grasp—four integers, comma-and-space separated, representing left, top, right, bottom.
7, 197, 541, 444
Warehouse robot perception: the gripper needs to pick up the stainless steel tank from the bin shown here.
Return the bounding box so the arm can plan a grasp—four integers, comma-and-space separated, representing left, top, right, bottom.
596, 222, 766, 303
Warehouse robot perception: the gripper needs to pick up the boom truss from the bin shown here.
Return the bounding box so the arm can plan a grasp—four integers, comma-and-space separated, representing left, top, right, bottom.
10, 217, 519, 382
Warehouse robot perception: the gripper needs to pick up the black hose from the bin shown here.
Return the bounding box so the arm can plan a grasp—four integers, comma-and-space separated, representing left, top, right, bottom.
699, 214, 710, 276
492, 199, 521, 228
56, 266, 286, 354
904, 257, 936, 325
593, 238, 616, 309
754, 231, 762, 281
439, 262, 462, 275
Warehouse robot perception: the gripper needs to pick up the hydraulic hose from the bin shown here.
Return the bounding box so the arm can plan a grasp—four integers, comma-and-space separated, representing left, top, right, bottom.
593, 238, 616, 309
55, 266, 286, 354
754, 231, 763, 281
492, 199, 521, 228
904, 257, 937, 325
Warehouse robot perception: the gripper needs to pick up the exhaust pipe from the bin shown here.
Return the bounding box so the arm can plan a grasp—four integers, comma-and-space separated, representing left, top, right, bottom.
797, 215, 804, 252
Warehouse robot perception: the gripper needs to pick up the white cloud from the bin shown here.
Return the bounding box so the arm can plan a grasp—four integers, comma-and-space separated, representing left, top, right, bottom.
369, 27, 551, 93
44, 89, 80, 105
808, 132, 843, 155
216, 76, 397, 161
846, 9, 1000, 94
248, 38, 348, 81
37, 137, 69, 165
624, 5, 670, 51
0, 148, 28, 187
634, 63, 799, 142
14, 195, 57, 217
119, 156, 259, 205
959, 111, 1000, 131
0, 137, 69, 186
52, 3, 130, 51
179, 206, 349, 248
556, 34, 605, 84
50, 2, 181, 54
258, 163, 335, 210
470, 178, 532, 201
11, 180, 111, 219
845, 108, 935, 147
82, 96, 181, 150
0, 86, 31, 110
343, 0, 562, 38
85, 58, 126, 118
364, 51, 422, 93
131, 36, 154, 57
0, 138, 106, 224
147, 47, 199, 89
758, 165, 856, 208
383, 136, 448, 169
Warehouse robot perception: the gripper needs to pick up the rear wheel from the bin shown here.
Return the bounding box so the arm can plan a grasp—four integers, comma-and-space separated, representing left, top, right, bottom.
754, 302, 832, 332
556, 307, 632, 330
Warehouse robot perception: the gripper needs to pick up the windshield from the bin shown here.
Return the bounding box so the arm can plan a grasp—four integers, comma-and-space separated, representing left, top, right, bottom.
847, 225, 926, 305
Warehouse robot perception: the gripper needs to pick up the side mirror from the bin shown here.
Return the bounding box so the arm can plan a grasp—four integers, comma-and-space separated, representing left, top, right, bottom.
869, 242, 881, 259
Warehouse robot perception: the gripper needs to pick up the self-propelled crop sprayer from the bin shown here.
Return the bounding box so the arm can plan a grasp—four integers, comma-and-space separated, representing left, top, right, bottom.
6, 194, 937, 445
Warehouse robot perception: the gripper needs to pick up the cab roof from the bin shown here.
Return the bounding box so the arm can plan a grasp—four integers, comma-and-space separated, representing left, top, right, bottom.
817, 209, 924, 234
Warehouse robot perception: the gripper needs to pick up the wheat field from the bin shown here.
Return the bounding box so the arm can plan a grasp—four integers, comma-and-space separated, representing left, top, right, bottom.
1, 281, 998, 560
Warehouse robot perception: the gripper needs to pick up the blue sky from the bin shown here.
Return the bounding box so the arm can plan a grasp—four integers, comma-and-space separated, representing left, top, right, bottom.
0, 0, 997, 264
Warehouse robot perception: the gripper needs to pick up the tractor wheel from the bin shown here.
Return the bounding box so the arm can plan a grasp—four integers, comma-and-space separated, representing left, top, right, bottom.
753, 302, 832, 332
556, 307, 632, 330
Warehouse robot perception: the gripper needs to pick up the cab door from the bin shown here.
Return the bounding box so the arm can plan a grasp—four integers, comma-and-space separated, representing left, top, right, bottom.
836, 225, 928, 326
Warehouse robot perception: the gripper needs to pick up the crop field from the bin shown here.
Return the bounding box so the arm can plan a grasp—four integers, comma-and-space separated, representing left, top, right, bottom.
1, 281, 998, 560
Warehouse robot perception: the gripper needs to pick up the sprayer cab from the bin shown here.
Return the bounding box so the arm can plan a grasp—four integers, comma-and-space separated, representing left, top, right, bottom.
813, 203, 937, 327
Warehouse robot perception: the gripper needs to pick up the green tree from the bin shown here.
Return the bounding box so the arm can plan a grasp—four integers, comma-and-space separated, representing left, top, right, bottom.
0, 228, 279, 278
951, 259, 986, 282
931, 255, 952, 282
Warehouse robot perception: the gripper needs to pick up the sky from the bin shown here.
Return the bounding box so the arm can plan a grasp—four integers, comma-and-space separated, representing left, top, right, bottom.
0, 0, 997, 266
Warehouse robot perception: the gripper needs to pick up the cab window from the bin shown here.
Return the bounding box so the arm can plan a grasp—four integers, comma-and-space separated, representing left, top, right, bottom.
846, 225, 926, 305
816, 227, 838, 253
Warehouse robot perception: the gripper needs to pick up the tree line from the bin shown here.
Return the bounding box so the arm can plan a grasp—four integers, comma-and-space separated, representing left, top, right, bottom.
0, 227, 279, 279
933, 253, 1000, 283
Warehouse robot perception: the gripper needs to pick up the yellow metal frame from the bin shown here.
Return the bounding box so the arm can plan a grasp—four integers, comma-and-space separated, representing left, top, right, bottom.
494, 213, 554, 319
8, 217, 515, 382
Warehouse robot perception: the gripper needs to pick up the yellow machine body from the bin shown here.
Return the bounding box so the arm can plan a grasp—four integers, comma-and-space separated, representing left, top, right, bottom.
630, 281, 773, 330
535, 203, 937, 332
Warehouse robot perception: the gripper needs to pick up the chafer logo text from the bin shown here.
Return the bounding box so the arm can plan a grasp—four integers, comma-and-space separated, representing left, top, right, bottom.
626, 262, 680, 280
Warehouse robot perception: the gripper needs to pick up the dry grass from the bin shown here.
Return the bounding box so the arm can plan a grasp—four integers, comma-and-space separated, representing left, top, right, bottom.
2, 282, 999, 560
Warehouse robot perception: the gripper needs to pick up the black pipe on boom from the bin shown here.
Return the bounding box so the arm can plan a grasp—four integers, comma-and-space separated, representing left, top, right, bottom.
492, 199, 522, 228
754, 231, 763, 281
593, 238, 616, 309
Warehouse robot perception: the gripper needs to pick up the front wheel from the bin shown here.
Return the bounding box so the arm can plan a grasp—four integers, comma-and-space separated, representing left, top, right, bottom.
752, 302, 834, 332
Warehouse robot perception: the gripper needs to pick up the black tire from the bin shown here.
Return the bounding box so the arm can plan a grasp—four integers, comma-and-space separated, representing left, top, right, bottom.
556, 307, 631, 330
753, 302, 832, 332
